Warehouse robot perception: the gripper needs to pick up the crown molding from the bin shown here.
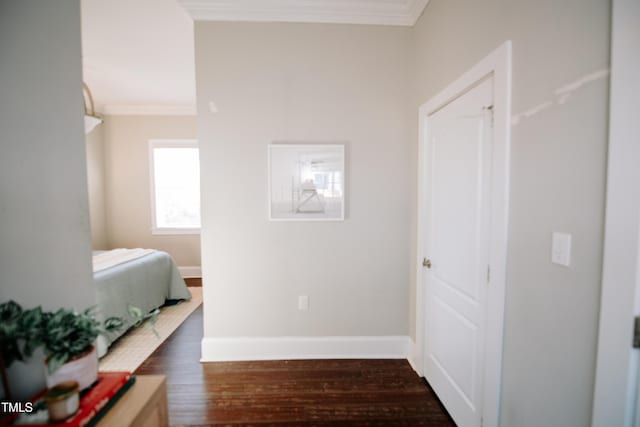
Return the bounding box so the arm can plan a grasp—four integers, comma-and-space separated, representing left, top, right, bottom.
178, 0, 430, 26
101, 104, 197, 116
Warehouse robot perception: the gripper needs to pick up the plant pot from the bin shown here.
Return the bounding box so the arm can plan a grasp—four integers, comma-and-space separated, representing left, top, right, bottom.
44, 346, 98, 391
4, 349, 46, 400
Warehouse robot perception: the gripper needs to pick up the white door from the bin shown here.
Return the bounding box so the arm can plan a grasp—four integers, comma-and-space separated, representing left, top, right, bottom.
591, 0, 640, 425
423, 78, 493, 427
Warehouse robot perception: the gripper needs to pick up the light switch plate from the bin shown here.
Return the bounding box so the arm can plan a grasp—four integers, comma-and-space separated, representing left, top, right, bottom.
298, 295, 309, 311
552, 232, 572, 267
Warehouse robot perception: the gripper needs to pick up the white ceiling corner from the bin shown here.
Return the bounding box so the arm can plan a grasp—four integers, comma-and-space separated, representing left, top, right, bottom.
81, 0, 430, 113
177, 0, 430, 26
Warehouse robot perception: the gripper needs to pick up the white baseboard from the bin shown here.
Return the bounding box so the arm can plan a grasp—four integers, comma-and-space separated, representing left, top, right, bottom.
178, 266, 201, 278
201, 335, 411, 362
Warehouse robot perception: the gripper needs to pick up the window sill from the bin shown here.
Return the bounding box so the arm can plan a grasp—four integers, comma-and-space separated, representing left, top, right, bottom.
151, 228, 201, 236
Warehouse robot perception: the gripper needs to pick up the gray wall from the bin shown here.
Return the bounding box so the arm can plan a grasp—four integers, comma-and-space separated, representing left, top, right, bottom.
0, 0, 95, 309
0, 0, 95, 398
410, 0, 610, 425
103, 115, 201, 267
195, 22, 412, 338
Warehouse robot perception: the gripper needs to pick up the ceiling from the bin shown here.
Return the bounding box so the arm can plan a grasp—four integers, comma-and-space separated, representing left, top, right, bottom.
81, 0, 429, 115
81, 0, 196, 115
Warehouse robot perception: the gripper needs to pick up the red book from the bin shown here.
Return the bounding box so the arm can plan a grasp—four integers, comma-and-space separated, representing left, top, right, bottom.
5, 372, 134, 427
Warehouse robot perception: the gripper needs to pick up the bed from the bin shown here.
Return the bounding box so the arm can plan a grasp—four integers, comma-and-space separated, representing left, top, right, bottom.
92, 249, 192, 357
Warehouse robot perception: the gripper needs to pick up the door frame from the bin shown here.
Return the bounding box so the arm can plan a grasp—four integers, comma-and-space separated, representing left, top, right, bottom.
415, 41, 512, 427
591, 0, 640, 425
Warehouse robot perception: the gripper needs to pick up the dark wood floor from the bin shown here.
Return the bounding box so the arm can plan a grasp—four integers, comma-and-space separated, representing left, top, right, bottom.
183, 277, 202, 287
136, 304, 456, 426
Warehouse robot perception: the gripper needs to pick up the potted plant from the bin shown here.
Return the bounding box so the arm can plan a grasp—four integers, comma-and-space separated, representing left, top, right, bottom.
0, 301, 24, 399
0, 301, 46, 399
0, 301, 158, 396
40, 307, 124, 390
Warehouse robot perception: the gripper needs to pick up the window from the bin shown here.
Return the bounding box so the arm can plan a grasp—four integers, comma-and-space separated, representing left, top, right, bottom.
149, 139, 200, 234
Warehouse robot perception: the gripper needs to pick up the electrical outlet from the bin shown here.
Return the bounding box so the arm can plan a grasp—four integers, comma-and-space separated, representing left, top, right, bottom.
551, 232, 572, 267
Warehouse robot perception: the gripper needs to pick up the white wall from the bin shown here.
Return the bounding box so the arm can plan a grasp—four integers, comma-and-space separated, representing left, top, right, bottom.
195, 23, 412, 341
0, 0, 95, 310
103, 115, 201, 267
411, 0, 610, 425
86, 125, 109, 249
0, 0, 95, 398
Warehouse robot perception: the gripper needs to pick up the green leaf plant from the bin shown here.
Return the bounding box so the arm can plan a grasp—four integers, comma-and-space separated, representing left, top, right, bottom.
0, 301, 27, 367
0, 301, 159, 377
127, 305, 160, 339
40, 306, 124, 375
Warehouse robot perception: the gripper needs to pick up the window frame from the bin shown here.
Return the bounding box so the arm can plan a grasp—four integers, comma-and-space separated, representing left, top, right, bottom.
148, 139, 201, 235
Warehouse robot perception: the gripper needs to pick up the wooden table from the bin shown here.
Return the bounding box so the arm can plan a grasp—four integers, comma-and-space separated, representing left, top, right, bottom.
96, 375, 168, 427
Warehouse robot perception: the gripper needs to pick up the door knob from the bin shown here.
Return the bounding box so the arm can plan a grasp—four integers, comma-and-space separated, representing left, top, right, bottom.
423, 258, 432, 269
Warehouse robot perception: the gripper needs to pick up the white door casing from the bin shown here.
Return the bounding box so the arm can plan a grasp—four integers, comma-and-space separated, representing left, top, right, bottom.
415, 41, 511, 427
